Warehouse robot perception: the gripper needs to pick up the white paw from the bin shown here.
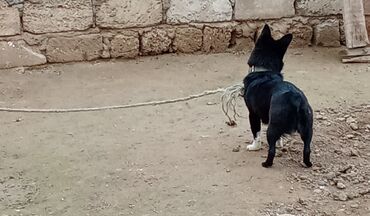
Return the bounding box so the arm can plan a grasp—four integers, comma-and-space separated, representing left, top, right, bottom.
246, 142, 262, 151
247, 132, 262, 151
278, 138, 284, 148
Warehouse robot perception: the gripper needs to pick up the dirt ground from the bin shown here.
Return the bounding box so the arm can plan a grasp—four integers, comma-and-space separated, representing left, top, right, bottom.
0, 48, 369, 216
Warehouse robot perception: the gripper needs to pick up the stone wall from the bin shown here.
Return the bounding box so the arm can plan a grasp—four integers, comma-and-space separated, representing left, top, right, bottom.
0, 0, 345, 69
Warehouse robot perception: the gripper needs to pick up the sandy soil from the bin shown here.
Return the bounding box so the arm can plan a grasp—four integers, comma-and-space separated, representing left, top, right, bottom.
0, 48, 369, 216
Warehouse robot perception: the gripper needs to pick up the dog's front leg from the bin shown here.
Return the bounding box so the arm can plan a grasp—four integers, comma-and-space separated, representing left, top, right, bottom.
247, 113, 262, 151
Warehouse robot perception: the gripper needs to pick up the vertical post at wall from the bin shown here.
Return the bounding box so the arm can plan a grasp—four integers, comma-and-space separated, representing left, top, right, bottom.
343, 0, 369, 48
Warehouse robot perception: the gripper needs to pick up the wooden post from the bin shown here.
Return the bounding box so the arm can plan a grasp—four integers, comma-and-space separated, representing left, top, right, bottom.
343, 0, 369, 48
342, 0, 370, 63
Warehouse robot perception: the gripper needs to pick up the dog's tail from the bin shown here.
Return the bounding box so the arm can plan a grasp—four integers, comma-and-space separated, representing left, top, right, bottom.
220, 83, 245, 126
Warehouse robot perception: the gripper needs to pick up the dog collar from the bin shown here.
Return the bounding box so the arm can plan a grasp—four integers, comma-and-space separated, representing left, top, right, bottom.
249, 66, 270, 73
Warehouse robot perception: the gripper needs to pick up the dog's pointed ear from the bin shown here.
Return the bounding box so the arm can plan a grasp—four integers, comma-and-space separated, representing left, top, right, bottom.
278, 33, 293, 54
260, 24, 272, 39
278, 34, 293, 48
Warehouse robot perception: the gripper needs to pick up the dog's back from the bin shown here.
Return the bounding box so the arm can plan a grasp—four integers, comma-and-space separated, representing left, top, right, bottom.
244, 72, 312, 135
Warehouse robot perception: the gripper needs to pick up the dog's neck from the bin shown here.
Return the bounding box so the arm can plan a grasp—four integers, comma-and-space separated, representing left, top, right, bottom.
248, 65, 271, 73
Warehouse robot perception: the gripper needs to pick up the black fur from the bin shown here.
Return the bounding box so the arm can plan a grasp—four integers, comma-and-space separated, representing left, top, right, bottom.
243, 24, 313, 168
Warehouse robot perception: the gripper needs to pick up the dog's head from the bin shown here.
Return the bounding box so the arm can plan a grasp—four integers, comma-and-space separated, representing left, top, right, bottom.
248, 24, 293, 72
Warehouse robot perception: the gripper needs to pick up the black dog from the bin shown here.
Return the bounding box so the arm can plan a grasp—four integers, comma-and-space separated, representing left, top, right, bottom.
243, 24, 313, 168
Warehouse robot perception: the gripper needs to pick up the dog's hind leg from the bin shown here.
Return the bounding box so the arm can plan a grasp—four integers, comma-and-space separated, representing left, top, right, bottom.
247, 112, 262, 151
300, 127, 313, 168
262, 126, 282, 168
298, 107, 313, 168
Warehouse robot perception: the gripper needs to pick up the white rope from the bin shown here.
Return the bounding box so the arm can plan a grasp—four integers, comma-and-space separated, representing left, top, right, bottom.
0, 88, 224, 113
0, 84, 245, 126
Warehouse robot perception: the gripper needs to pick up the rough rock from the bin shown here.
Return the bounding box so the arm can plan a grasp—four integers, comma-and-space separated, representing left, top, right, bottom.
23, 0, 93, 34
314, 20, 341, 47
96, 0, 162, 28
22, 32, 47, 46
110, 32, 140, 58
0, 41, 46, 69
229, 37, 254, 53
0, 0, 8, 8
173, 27, 203, 53
235, 23, 259, 39
46, 34, 103, 63
203, 26, 232, 53
102, 39, 110, 59
229, 23, 257, 52
235, 0, 295, 20
295, 0, 343, 16
0, 8, 21, 36
167, 0, 232, 23
141, 28, 174, 55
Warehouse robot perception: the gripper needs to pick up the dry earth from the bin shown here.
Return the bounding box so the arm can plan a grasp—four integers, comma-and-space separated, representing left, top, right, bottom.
0, 48, 369, 216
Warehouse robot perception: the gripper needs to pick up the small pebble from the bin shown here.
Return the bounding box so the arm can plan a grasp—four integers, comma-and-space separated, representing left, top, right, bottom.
206, 102, 217, 105
316, 114, 327, 120
299, 175, 308, 180
337, 209, 345, 212
346, 117, 356, 124
232, 146, 241, 152
325, 172, 336, 180
350, 148, 359, 157
128, 204, 135, 208
346, 134, 355, 139
333, 192, 348, 201
318, 181, 327, 186
337, 182, 346, 189
349, 123, 359, 131
314, 189, 322, 194
350, 204, 359, 208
